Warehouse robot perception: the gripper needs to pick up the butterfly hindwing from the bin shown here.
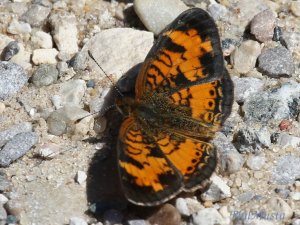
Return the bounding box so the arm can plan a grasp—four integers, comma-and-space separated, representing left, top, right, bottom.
118, 117, 183, 206
154, 132, 216, 191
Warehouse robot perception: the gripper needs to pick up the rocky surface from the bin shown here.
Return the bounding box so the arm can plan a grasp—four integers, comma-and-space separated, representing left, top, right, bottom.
0, 0, 300, 225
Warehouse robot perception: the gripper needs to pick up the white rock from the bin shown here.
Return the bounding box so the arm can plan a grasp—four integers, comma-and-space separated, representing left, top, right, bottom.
32, 48, 58, 65
293, 219, 300, 225
74, 116, 94, 139
83, 28, 153, 80
10, 43, 32, 70
230, 40, 261, 74
38, 143, 60, 159
0, 102, 5, 114
201, 175, 231, 202
246, 154, 266, 170
50, 12, 78, 56
290, 192, 300, 201
176, 198, 203, 216
59, 79, 86, 107
53, 1, 67, 10
31, 31, 53, 49
69, 217, 88, 225
291, 1, 300, 17
134, 0, 188, 35
192, 208, 225, 225
0, 194, 8, 205
176, 198, 190, 216
75, 171, 87, 184
278, 133, 300, 149
7, 19, 31, 34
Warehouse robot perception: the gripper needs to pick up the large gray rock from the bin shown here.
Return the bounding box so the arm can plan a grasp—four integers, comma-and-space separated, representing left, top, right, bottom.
0, 132, 38, 167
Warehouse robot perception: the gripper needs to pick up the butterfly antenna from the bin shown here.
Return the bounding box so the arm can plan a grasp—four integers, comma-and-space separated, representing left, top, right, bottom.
88, 50, 124, 97
76, 104, 116, 121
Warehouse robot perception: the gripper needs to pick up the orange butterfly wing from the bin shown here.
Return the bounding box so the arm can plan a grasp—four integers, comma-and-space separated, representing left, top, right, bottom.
118, 117, 182, 206
117, 8, 233, 206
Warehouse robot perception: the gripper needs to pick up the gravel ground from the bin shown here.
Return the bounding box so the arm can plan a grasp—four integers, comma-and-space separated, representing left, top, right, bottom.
0, 0, 300, 225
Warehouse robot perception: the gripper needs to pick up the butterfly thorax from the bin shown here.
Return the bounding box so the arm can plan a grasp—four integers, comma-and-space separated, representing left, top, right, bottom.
117, 93, 219, 140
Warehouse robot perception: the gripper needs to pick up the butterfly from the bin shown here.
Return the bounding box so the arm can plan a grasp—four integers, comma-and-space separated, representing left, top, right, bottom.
116, 8, 233, 206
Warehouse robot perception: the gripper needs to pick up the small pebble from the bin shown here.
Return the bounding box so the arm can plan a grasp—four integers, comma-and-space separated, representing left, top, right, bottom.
246, 154, 266, 170
234, 126, 270, 153
212, 132, 244, 174
208, 0, 228, 21
222, 38, 237, 56
290, 192, 300, 201
73, 116, 94, 140
49, 12, 78, 56
75, 171, 87, 184
293, 219, 300, 225
273, 26, 282, 42
250, 10, 276, 42
291, 1, 300, 17
192, 208, 224, 225
86, 79, 95, 88
278, 133, 300, 149
237, 191, 255, 204
47, 106, 90, 135
281, 31, 300, 54
0, 171, 12, 192
20, 3, 51, 27
31, 31, 53, 49
0, 132, 39, 167
32, 64, 58, 87
201, 175, 231, 202
126, 220, 150, 225
0, 61, 28, 101
0, 102, 5, 114
7, 19, 31, 34
148, 204, 181, 225
272, 155, 300, 185
0, 194, 8, 205
258, 46, 295, 78
1, 41, 20, 61
4, 200, 23, 218
279, 120, 293, 131
230, 40, 261, 74
32, 48, 58, 65
243, 81, 300, 122
68, 52, 87, 71
37, 143, 60, 159
0, 205, 7, 221
59, 79, 86, 107
69, 217, 88, 225
233, 77, 264, 103
175, 198, 203, 216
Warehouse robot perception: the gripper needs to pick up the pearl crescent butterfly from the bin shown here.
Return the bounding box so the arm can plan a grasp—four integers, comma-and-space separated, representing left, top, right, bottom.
116, 8, 233, 206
